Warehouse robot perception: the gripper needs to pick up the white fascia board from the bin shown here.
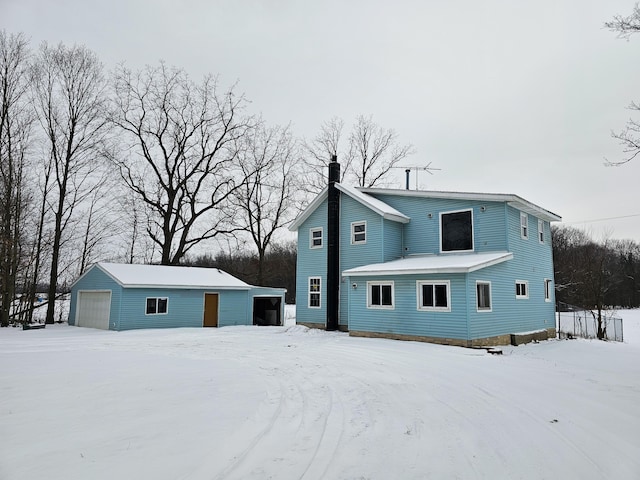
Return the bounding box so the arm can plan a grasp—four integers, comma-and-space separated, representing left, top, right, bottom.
336, 184, 410, 224
123, 284, 252, 290
289, 187, 328, 231
361, 188, 561, 223
342, 252, 513, 277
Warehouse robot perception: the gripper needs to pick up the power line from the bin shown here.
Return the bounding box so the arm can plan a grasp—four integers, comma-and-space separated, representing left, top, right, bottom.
565, 213, 640, 224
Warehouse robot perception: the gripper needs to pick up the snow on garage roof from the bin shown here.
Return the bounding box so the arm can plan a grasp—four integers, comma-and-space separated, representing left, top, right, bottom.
342, 251, 514, 277
94, 262, 253, 290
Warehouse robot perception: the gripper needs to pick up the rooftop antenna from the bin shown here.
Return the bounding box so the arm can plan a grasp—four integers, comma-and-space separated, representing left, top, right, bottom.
392, 162, 441, 190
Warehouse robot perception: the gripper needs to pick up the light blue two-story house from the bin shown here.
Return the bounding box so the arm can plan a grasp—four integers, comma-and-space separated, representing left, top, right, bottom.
290, 160, 561, 346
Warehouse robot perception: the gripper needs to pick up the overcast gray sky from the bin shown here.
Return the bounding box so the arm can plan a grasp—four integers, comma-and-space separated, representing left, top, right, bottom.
2, 0, 640, 240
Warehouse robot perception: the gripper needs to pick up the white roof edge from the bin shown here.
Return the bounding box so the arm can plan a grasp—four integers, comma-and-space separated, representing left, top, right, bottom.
336, 184, 410, 224
122, 284, 253, 290
289, 187, 328, 231
342, 252, 513, 277
361, 188, 561, 222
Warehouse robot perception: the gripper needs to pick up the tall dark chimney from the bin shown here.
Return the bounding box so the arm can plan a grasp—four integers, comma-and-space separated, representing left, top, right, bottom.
326, 155, 340, 331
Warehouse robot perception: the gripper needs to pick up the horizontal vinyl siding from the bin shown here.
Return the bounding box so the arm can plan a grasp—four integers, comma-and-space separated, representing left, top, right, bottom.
69, 267, 122, 330
346, 273, 469, 340
468, 241, 556, 339
370, 194, 508, 255
383, 219, 403, 262
339, 195, 388, 327
296, 204, 328, 326
118, 288, 208, 330
218, 290, 250, 327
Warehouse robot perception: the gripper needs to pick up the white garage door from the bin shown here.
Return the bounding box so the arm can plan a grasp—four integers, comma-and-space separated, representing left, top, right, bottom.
76, 291, 111, 330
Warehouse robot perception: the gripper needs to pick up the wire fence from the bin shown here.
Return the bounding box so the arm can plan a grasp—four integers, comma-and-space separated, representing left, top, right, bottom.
556, 302, 624, 342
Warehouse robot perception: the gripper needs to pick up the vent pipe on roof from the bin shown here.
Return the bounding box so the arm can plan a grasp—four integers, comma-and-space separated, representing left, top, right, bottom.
405, 169, 411, 190
326, 155, 340, 331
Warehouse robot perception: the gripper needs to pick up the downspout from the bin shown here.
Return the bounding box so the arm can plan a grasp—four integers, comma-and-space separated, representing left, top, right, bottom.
326, 155, 340, 331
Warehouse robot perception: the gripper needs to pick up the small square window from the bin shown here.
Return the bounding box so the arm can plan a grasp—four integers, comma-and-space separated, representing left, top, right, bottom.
351, 221, 366, 244
310, 228, 323, 249
516, 281, 529, 299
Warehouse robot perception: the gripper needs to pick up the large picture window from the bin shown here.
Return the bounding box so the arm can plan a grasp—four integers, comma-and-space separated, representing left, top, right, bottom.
476, 281, 492, 312
367, 281, 394, 309
146, 297, 168, 315
441, 209, 473, 252
417, 281, 450, 312
309, 277, 321, 308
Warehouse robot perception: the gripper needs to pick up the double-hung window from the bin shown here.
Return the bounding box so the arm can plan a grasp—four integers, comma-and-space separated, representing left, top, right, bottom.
538, 219, 545, 243
417, 281, 450, 312
351, 221, 366, 244
520, 212, 529, 239
515, 280, 529, 299
146, 297, 168, 315
476, 281, 492, 312
309, 277, 321, 308
367, 281, 394, 309
310, 227, 323, 249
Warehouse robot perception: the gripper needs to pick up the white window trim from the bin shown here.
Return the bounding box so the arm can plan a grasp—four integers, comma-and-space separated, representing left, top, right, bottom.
544, 278, 552, 302
476, 281, 492, 312
367, 281, 395, 310
538, 219, 545, 244
308, 276, 321, 309
439, 208, 474, 253
520, 212, 529, 240
417, 280, 451, 312
515, 280, 529, 299
145, 297, 169, 315
351, 220, 367, 245
309, 227, 323, 249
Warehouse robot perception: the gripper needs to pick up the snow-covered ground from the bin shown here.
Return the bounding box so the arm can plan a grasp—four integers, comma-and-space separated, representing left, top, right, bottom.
1, 310, 639, 480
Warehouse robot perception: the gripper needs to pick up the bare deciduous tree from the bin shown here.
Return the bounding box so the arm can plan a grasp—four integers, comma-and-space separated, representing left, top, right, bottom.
234, 121, 300, 284
606, 4, 640, 166
349, 114, 414, 188
0, 31, 32, 326
32, 42, 109, 324
110, 63, 253, 265
303, 115, 414, 193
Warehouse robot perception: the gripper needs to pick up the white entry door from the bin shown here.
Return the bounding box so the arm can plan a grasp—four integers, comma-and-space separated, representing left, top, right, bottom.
76, 291, 111, 330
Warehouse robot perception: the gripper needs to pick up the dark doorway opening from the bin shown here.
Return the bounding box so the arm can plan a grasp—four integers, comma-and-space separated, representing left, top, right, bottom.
253, 297, 282, 326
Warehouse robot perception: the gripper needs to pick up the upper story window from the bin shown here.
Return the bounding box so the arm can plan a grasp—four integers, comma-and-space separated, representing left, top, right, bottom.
310, 227, 323, 249
351, 221, 366, 245
417, 280, 451, 312
520, 212, 529, 240
146, 297, 168, 315
538, 219, 545, 243
440, 209, 473, 252
367, 281, 394, 309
